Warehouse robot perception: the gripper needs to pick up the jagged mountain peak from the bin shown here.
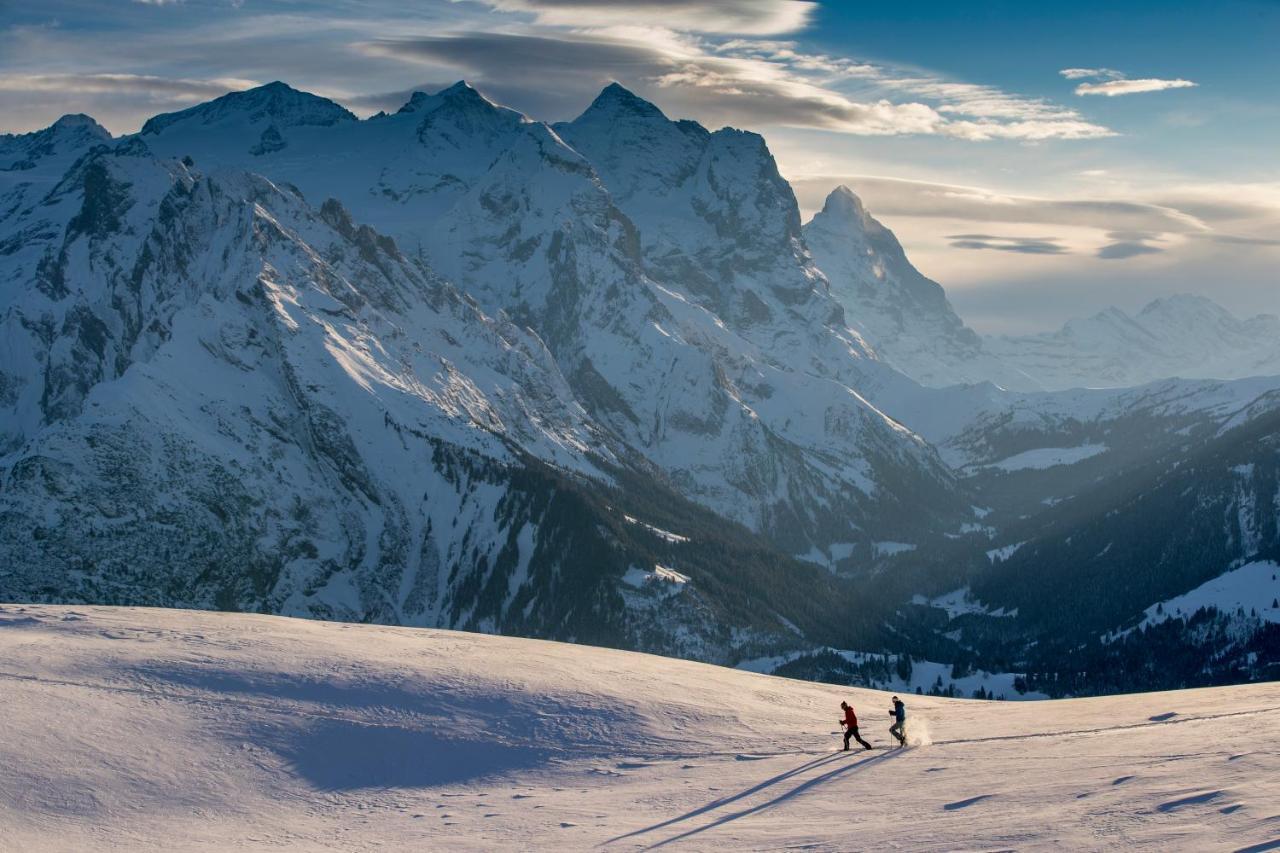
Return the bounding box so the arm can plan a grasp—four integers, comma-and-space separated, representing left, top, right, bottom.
576, 82, 668, 122
141, 81, 356, 136
397, 80, 511, 117
801, 184, 1020, 388
809, 184, 893, 243
807, 185, 914, 269
821, 184, 868, 218
49, 113, 112, 138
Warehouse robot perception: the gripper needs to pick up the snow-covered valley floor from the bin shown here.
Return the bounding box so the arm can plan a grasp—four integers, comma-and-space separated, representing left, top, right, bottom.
2, 605, 1278, 851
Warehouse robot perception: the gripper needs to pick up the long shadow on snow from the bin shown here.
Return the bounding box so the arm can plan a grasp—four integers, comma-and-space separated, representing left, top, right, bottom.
120, 661, 643, 791
606, 752, 846, 845
608, 749, 901, 849
265, 717, 547, 791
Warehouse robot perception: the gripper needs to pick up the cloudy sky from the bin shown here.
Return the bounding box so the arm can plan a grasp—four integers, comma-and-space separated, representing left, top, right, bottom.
2, 0, 1276, 332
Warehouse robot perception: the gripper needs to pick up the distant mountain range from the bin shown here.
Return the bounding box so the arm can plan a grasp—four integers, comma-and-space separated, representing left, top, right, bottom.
989, 295, 1280, 390
799, 183, 1280, 393
2, 81, 1276, 694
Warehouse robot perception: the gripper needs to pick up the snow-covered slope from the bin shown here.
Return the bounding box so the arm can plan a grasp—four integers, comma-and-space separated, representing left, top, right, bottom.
3, 605, 1278, 851
803, 186, 1035, 390
991, 295, 1280, 390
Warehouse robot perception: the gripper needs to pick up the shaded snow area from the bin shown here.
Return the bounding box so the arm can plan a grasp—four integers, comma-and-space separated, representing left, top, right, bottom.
5, 607, 1278, 851
913, 587, 1017, 618
986, 542, 1026, 563
620, 565, 691, 597
1142, 561, 1280, 628
622, 516, 690, 544
972, 443, 1108, 473
873, 541, 916, 557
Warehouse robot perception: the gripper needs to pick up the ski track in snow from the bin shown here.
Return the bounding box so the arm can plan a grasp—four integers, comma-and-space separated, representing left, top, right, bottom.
3, 605, 1279, 851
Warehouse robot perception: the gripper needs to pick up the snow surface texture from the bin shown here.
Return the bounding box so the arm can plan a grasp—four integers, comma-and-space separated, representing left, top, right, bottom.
2, 606, 1278, 852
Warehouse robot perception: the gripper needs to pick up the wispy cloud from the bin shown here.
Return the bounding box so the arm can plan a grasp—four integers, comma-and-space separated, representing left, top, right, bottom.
1097, 241, 1163, 259
790, 176, 1209, 234
471, 0, 816, 35
364, 31, 947, 135
1060, 68, 1197, 97
1096, 231, 1164, 259
0, 73, 258, 101
1076, 78, 1197, 96
366, 28, 1113, 141
1059, 68, 1122, 80
717, 39, 1114, 140
948, 234, 1071, 254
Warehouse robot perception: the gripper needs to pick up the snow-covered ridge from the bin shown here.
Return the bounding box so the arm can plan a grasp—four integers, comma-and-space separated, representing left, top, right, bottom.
3, 605, 1278, 850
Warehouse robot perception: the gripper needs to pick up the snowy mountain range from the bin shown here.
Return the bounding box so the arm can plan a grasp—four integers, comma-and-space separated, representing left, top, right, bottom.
2, 80, 1277, 693
990, 295, 1280, 390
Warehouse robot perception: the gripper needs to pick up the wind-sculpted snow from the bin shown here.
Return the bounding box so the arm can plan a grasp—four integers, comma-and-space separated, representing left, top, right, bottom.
3, 606, 1279, 850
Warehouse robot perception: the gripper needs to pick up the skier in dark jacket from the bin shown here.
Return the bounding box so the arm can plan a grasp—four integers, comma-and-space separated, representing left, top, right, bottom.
888, 696, 907, 747
839, 701, 872, 751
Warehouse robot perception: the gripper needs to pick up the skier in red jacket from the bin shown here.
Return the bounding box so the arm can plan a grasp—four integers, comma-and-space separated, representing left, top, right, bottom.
840, 701, 872, 751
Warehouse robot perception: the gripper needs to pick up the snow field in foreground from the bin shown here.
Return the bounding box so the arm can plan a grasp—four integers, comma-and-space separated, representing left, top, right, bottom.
1, 604, 1278, 851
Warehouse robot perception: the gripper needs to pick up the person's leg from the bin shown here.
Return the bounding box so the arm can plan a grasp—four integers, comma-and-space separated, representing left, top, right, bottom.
853, 726, 871, 749
842, 728, 852, 750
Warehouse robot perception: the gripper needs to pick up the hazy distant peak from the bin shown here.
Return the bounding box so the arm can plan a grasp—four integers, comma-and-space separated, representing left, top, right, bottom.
821, 184, 869, 219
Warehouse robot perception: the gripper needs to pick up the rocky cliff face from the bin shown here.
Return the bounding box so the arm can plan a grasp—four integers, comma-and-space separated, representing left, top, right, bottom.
803, 186, 1034, 390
